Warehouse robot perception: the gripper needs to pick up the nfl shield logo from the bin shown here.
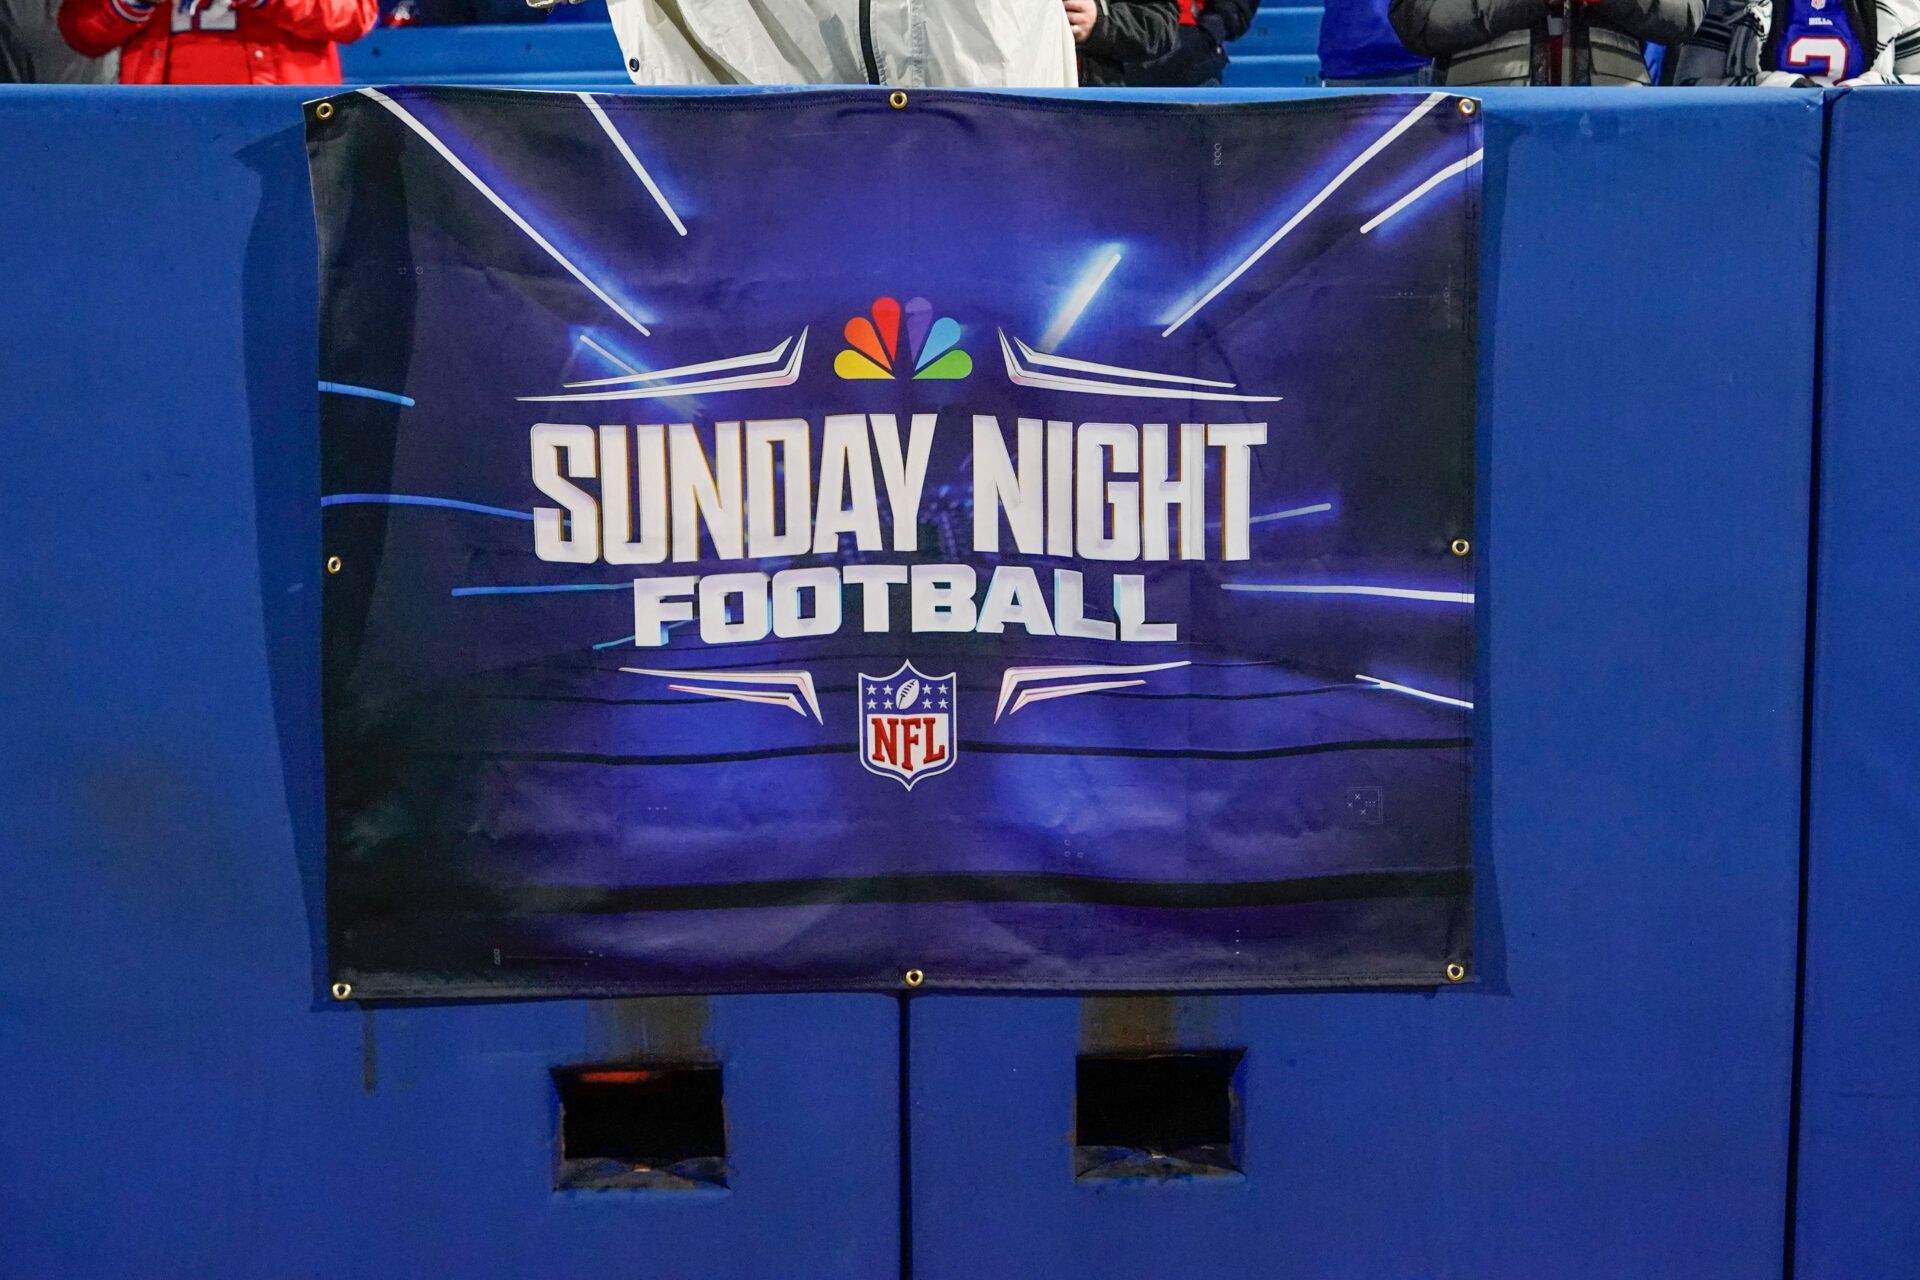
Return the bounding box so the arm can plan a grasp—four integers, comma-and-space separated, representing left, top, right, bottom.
858, 661, 957, 790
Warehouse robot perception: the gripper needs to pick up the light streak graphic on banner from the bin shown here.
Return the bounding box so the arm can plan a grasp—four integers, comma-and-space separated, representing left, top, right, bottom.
1210, 501, 1336, 530
577, 92, 689, 237
1160, 92, 1445, 336
1038, 246, 1123, 351
1222, 583, 1474, 603
322, 493, 531, 520
451, 583, 629, 597
319, 381, 415, 407
358, 88, 654, 338
1356, 673, 1474, 709
1362, 149, 1485, 235
578, 333, 640, 375
1251, 502, 1335, 524
593, 622, 689, 650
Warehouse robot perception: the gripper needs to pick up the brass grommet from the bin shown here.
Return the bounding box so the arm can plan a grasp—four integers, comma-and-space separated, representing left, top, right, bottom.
314, 101, 334, 121
903, 968, 925, 988
1457, 98, 1479, 117
326, 555, 343, 575
1445, 962, 1466, 983
1450, 538, 1471, 557
888, 90, 908, 110
331, 982, 353, 1000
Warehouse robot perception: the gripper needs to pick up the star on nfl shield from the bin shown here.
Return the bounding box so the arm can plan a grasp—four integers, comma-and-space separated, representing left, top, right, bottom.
859, 661, 957, 790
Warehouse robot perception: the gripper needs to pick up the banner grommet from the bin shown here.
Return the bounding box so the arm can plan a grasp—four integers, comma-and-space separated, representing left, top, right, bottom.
331, 982, 353, 1000
903, 968, 925, 988
1450, 538, 1471, 556
314, 101, 334, 121
1445, 963, 1466, 982
326, 555, 343, 575
1458, 98, 1479, 117
888, 91, 908, 110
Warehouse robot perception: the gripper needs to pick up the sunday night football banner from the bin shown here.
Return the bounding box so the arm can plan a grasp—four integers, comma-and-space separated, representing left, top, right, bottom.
307, 87, 1480, 997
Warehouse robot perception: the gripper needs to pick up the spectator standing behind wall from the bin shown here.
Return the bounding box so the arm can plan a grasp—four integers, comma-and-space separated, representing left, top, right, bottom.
1120, 0, 1262, 87
1318, 0, 1431, 83
606, 0, 1077, 87
1391, 0, 1702, 81
1666, 0, 1918, 81
3, 0, 117, 78
58, 0, 375, 81
1063, 0, 1180, 82
400, 0, 546, 21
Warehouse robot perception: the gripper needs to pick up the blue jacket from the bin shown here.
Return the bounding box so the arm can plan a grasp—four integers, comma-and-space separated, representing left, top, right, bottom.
1320, 0, 1427, 78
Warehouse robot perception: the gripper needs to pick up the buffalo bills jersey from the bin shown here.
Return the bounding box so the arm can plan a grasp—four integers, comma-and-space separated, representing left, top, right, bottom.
1771, 0, 1868, 77
1671, 0, 1920, 81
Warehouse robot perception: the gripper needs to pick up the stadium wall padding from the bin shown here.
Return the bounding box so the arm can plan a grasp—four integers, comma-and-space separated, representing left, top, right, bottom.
912, 89, 1817, 1280
0, 83, 1905, 1278
1792, 86, 1920, 1280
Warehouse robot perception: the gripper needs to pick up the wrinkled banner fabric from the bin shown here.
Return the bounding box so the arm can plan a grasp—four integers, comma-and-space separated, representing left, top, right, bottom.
308, 87, 1480, 997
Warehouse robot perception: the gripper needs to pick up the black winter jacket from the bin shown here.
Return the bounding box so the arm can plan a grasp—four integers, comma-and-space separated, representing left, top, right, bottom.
1127, 0, 1262, 86
1391, 0, 1701, 81
1078, 0, 1183, 84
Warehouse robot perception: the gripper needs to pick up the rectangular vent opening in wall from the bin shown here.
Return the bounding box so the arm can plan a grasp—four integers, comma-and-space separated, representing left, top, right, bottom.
1074, 1050, 1245, 1181
552, 1062, 727, 1190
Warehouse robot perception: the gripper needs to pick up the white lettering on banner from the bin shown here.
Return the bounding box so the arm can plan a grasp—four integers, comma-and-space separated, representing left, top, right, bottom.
527, 412, 1268, 646
743, 418, 810, 558
530, 423, 600, 563
813, 414, 885, 554
669, 421, 742, 562
627, 564, 1174, 647
599, 424, 668, 564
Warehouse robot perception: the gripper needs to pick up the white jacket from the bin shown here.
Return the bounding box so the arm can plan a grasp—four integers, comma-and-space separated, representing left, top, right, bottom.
607, 0, 1079, 87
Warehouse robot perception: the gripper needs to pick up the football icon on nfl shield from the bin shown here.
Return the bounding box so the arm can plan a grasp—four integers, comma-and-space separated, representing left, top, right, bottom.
858, 662, 955, 790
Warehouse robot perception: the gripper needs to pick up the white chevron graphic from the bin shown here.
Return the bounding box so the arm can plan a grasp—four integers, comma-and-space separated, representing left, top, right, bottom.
999, 330, 1280, 402
521, 329, 807, 403
994, 660, 1191, 721
621, 667, 823, 722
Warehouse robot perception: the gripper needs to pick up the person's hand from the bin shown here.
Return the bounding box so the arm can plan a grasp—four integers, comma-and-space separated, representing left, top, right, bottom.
1064, 0, 1098, 42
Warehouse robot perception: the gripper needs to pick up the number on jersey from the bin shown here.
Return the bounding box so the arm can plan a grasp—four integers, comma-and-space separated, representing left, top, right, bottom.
172, 0, 237, 31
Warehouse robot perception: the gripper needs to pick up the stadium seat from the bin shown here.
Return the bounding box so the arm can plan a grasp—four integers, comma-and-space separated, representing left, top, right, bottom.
339, 22, 625, 84
1221, 53, 1324, 86
1233, 5, 1324, 57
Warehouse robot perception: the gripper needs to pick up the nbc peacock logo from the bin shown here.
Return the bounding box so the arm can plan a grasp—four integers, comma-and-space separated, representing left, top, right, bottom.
834, 296, 972, 381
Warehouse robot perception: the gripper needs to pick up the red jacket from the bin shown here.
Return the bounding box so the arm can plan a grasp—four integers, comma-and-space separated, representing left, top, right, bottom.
59, 0, 375, 83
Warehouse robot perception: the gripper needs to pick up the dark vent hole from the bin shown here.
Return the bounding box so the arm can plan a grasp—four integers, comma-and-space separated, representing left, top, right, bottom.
553, 1063, 727, 1190
1075, 1050, 1244, 1180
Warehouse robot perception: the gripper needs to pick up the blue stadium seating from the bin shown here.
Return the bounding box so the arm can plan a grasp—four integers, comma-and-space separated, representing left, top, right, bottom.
340, 22, 630, 85
1220, 53, 1323, 85
1238, 5, 1325, 55
338, 10, 1328, 89
1233, 5, 1325, 81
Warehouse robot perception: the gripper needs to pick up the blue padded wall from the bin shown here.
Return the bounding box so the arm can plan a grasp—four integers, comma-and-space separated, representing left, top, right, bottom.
910, 89, 1820, 1280
0, 87, 898, 1280
1793, 86, 1920, 1280
2, 81, 1886, 1280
